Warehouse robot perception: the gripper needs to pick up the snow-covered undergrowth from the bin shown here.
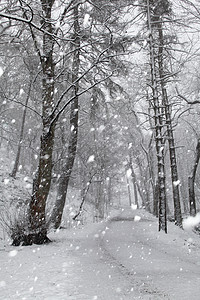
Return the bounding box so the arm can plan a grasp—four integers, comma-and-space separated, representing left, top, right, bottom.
0, 148, 108, 242
183, 212, 200, 231
0, 149, 31, 240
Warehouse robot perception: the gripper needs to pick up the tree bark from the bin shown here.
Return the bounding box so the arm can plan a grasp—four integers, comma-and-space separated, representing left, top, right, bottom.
147, 0, 167, 233
146, 105, 158, 215
126, 174, 132, 206
50, 3, 80, 229
94, 176, 105, 221
11, 0, 56, 246
188, 138, 200, 216
157, 20, 182, 227
28, 0, 55, 243
10, 80, 31, 178
73, 173, 95, 221
128, 156, 139, 208
29, 126, 55, 238
164, 89, 182, 226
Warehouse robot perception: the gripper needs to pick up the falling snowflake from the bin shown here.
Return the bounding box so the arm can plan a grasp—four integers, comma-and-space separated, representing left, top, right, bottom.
134, 215, 141, 222
131, 204, 137, 210
98, 125, 105, 133
87, 155, 95, 163
8, 250, 18, 257
19, 88, 24, 95
4, 178, 9, 185
126, 168, 132, 177
83, 13, 90, 27
0, 67, 3, 76
173, 180, 180, 186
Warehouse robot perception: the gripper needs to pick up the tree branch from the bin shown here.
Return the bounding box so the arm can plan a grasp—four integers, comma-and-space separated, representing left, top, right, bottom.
176, 87, 200, 105
0, 12, 72, 42
50, 71, 114, 128
51, 45, 114, 117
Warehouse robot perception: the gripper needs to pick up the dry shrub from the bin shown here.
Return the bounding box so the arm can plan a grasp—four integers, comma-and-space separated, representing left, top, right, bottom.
0, 203, 29, 244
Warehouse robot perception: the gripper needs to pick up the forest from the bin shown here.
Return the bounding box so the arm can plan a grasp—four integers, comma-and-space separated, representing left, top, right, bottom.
0, 0, 200, 246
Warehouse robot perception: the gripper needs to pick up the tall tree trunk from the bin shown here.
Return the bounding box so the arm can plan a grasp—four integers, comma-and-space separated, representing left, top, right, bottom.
154, 180, 159, 217
128, 155, 139, 208
179, 173, 189, 214
94, 175, 105, 221
29, 126, 55, 238
73, 173, 95, 221
157, 22, 182, 227
28, 0, 55, 244
126, 174, 132, 206
188, 138, 200, 216
132, 170, 139, 208
10, 79, 32, 178
135, 155, 152, 211
50, 3, 80, 229
146, 104, 158, 215
147, 0, 167, 233
164, 89, 182, 226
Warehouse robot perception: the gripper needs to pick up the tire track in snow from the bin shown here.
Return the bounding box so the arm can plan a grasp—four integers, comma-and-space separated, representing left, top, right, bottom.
66, 224, 142, 300
102, 209, 200, 300
99, 218, 170, 300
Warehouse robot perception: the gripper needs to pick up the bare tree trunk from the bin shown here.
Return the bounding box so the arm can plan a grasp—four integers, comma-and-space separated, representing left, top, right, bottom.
179, 172, 189, 214
147, 139, 157, 214
128, 156, 139, 208
135, 155, 152, 211
73, 173, 95, 221
164, 90, 182, 226
131, 168, 139, 209
157, 21, 182, 227
154, 180, 159, 217
95, 176, 105, 220
147, 0, 167, 233
188, 138, 200, 216
50, 98, 79, 229
50, 3, 80, 229
146, 104, 158, 215
11, 0, 56, 246
126, 174, 132, 206
28, 0, 55, 244
10, 79, 32, 178
107, 177, 112, 206
29, 126, 55, 239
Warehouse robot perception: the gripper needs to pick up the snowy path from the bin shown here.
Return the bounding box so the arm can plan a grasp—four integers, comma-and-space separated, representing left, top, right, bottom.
0, 208, 200, 299
103, 209, 200, 299
0, 219, 141, 300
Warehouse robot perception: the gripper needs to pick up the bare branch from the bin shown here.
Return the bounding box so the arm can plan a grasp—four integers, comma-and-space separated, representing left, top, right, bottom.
0, 12, 72, 42
176, 87, 200, 105
51, 45, 114, 117
50, 71, 114, 128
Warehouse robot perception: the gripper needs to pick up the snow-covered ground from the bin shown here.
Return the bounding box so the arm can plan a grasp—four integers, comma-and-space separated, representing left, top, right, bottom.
0, 207, 200, 299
